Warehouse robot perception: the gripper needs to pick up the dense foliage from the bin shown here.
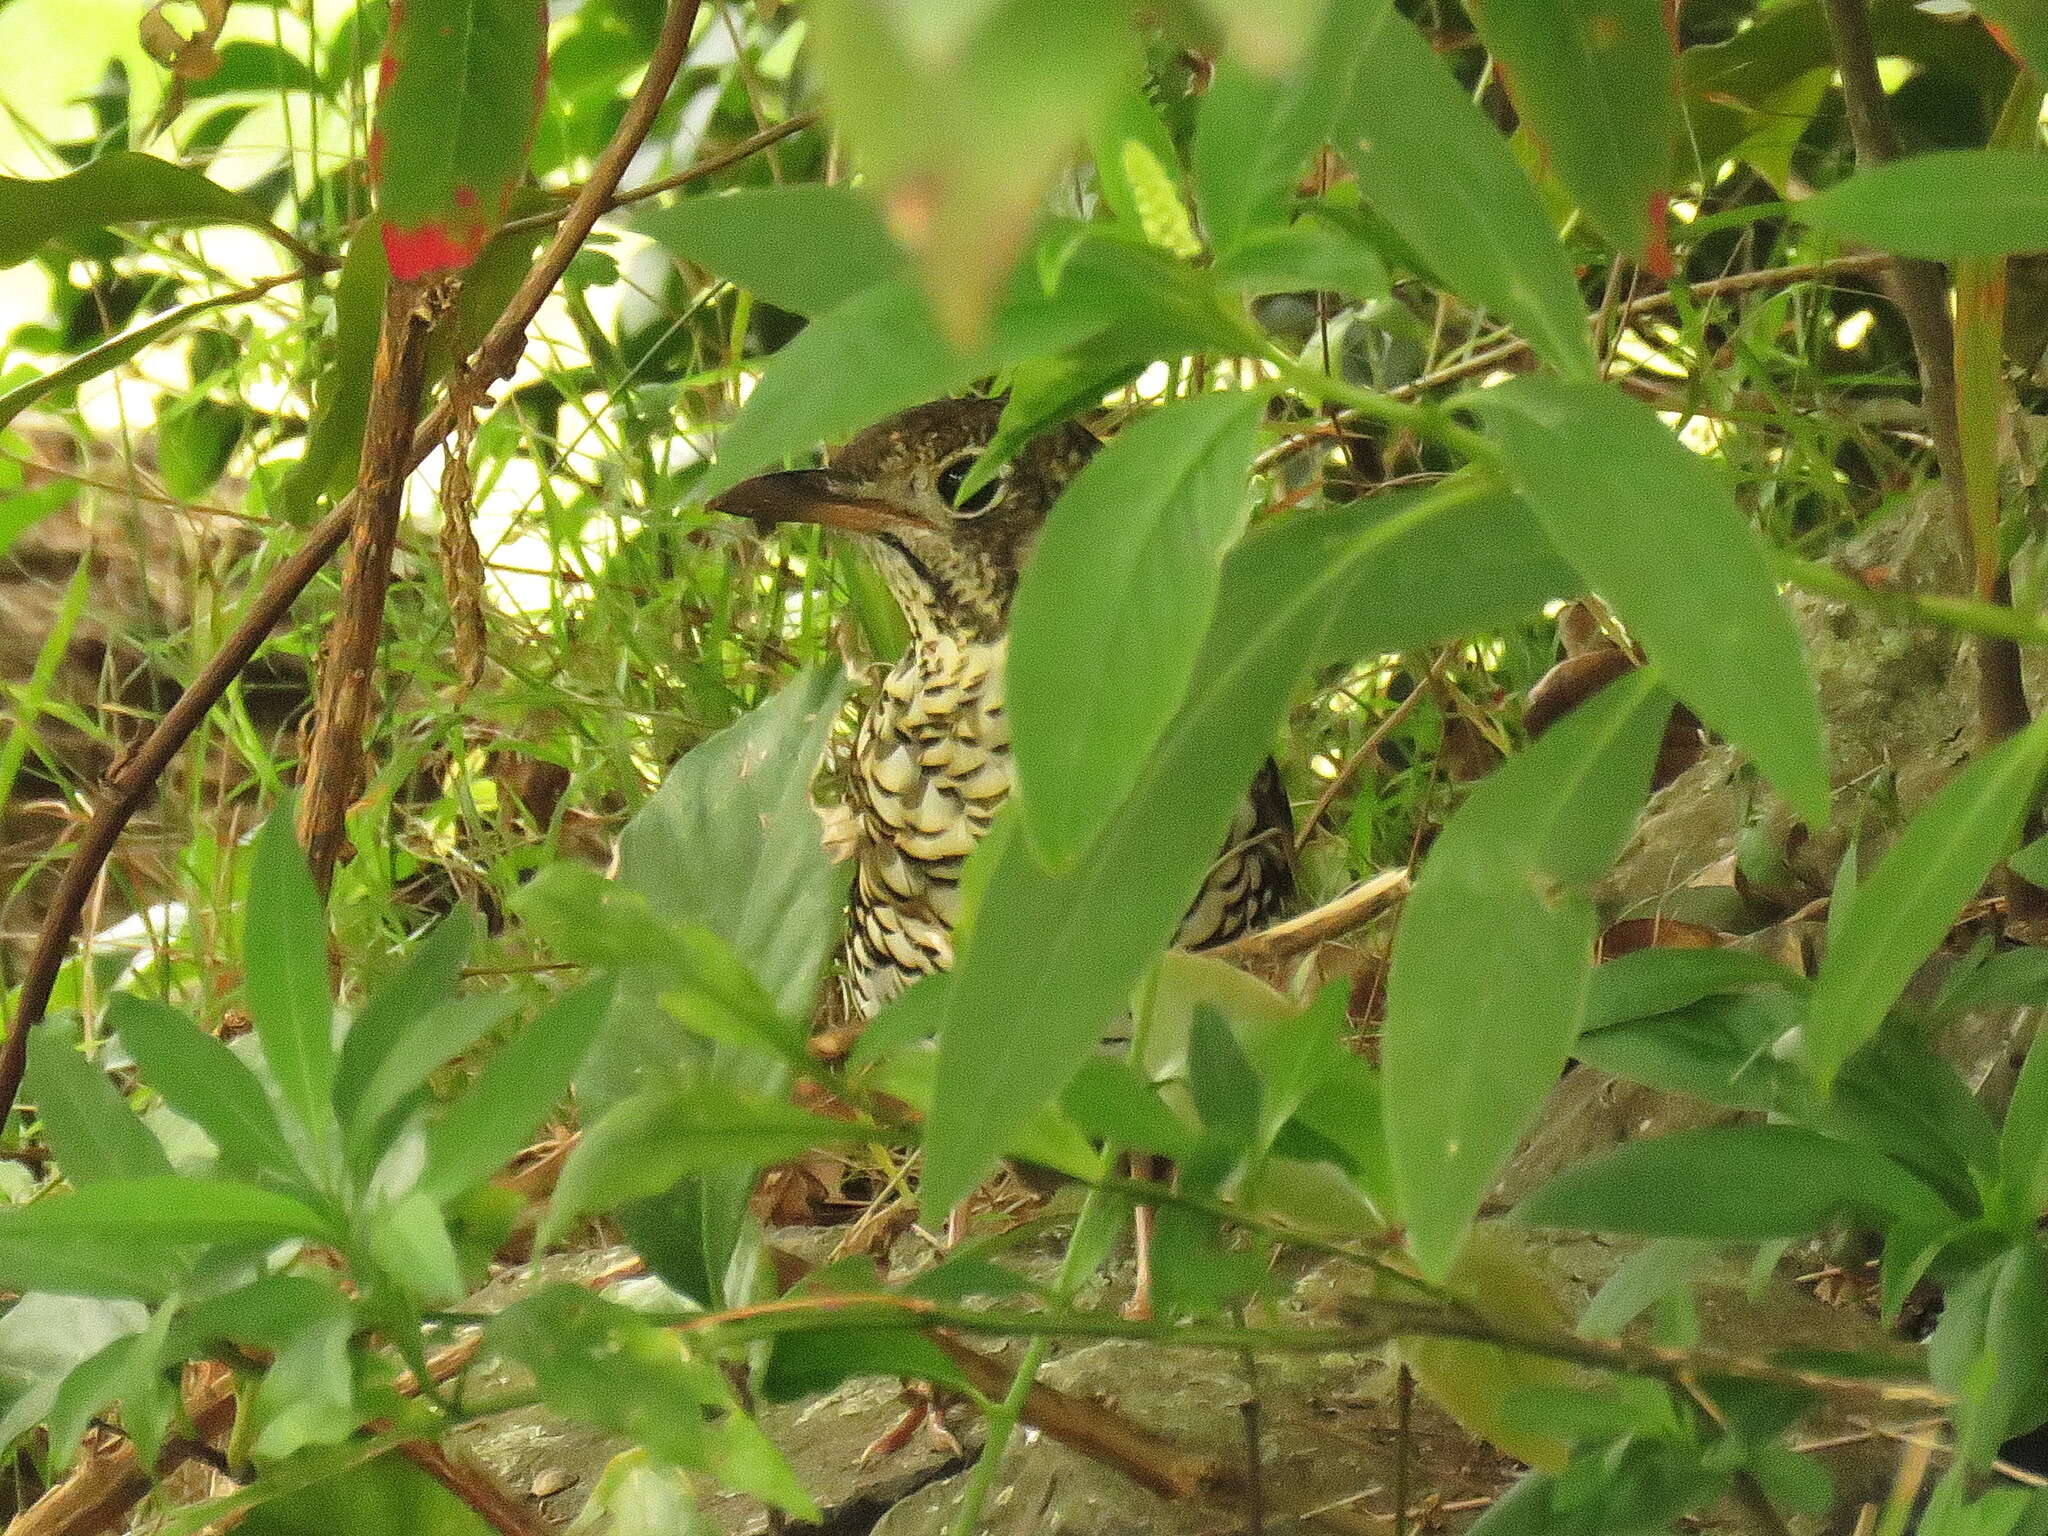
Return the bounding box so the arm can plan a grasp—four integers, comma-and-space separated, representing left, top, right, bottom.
0, 0, 2047, 1532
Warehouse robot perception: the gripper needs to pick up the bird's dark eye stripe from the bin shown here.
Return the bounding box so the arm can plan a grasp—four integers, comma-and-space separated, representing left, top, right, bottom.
936, 454, 1001, 514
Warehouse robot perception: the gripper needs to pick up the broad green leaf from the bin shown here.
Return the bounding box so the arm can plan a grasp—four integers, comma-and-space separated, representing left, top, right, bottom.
0, 282, 281, 435
1190, 31, 1362, 255
249, 1309, 361, 1462
345, 994, 519, 1173
920, 481, 1579, 1215
109, 996, 300, 1182
1576, 991, 1798, 1112
26, 1027, 173, 1186
418, 979, 612, 1201
1468, 376, 1828, 821
2002, 1016, 2048, 1218
334, 907, 475, 1126
1336, 0, 1594, 379
236, 1446, 492, 1536
0, 1176, 332, 1246
1928, 1244, 2048, 1472
242, 805, 337, 1146
0, 152, 279, 268
1210, 215, 1389, 298
1393, 1228, 1578, 1472
489, 1286, 819, 1518
1577, 1238, 1714, 1340
156, 397, 244, 501
543, 1079, 864, 1244
805, 0, 1137, 346
372, 0, 545, 280
1583, 946, 1805, 1030
45, 1319, 173, 1474
636, 185, 906, 317
614, 668, 846, 1025
1462, 0, 1676, 259
365, 1191, 465, 1305
0, 1236, 183, 1302
1802, 150, 2048, 261
1009, 391, 1261, 866
1806, 713, 2048, 1090
1384, 671, 1669, 1280
1515, 1124, 1955, 1240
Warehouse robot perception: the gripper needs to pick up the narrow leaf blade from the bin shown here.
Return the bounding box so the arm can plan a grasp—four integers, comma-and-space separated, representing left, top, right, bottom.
242, 806, 337, 1145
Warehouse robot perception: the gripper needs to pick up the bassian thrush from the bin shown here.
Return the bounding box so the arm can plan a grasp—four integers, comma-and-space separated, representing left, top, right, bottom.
711, 396, 1296, 1021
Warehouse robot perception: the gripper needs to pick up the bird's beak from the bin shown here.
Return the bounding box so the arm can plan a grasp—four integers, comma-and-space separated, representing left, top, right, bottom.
707, 468, 928, 535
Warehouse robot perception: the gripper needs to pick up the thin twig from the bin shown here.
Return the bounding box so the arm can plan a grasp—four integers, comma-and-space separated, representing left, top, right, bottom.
0, 0, 711, 1127
1209, 867, 1411, 967
1817, 0, 2039, 915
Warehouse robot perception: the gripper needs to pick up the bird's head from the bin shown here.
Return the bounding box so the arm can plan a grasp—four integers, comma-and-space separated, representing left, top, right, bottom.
708, 397, 1097, 641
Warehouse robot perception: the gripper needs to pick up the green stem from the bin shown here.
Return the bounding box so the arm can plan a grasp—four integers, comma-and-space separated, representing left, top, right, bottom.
1776, 554, 2048, 648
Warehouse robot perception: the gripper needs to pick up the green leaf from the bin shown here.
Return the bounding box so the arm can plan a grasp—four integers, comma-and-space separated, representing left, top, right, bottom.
1335, 0, 1594, 379
1515, 1124, 1955, 1240
249, 1309, 361, 1461
612, 668, 845, 1028
0, 282, 280, 435
334, 907, 475, 1127
2003, 1016, 2048, 1219
0, 152, 280, 268
1929, 1244, 2048, 1472
1461, 0, 1676, 258
45, 1318, 173, 1474
343, 994, 518, 1171
1583, 946, 1806, 1030
543, 1079, 863, 1244
1009, 391, 1261, 866
1210, 214, 1389, 299
489, 1285, 820, 1518
365, 1191, 466, 1305
418, 979, 613, 1201
1383, 670, 1669, 1280
1801, 150, 2048, 261
920, 480, 1578, 1215
1806, 713, 2048, 1090
242, 805, 337, 1146
635, 185, 905, 317
1576, 992, 1797, 1112
156, 397, 244, 500
805, 0, 1137, 346
26, 1026, 173, 1186
278, 229, 386, 520
0, 1236, 183, 1301
372, 0, 546, 280
0, 1176, 333, 1246
1190, 36, 1360, 255
1089, 83, 1185, 241
107, 995, 298, 1181
1468, 376, 1828, 822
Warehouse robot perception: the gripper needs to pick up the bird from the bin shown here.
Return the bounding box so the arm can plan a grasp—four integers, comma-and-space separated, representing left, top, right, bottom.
709, 395, 1296, 1023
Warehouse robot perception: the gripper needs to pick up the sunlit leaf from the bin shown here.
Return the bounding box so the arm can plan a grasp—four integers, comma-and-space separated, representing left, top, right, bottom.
805, 0, 1137, 346
0, 1176, 333, 1246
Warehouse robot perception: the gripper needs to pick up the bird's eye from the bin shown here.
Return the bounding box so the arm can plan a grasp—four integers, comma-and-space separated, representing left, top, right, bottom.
935, 454, 1003, 515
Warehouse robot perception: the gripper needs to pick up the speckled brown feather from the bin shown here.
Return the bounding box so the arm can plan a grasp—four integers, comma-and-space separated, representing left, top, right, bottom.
715, 397, 1295, 1017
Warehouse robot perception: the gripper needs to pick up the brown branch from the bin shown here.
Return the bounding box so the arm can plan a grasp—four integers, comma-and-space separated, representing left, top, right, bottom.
295, 280, 441, 890
1816, 0, 2038, 856
396, 1443, 551, 1536
1209, 867, 1411, 967
0, 0, 710, 1126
